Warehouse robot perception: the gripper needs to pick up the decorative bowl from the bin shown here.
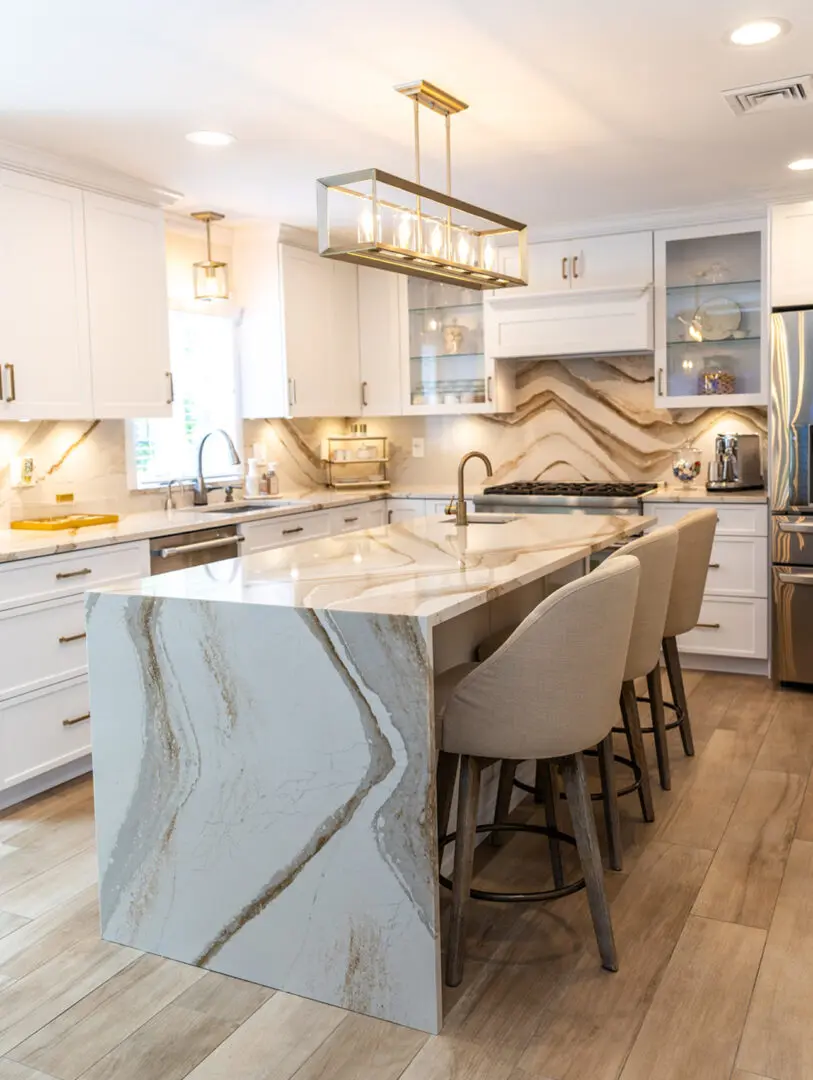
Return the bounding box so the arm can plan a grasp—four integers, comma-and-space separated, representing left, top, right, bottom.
671, 447, 703, 485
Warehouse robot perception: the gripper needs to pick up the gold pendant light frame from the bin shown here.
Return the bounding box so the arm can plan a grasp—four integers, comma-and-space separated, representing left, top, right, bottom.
191, 210, 230, 301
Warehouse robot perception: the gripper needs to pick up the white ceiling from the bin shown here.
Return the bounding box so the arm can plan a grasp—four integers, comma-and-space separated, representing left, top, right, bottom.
2, 0, 813, 231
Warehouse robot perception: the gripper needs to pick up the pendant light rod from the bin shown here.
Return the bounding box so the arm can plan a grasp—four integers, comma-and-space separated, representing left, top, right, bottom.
190, 211, 225, 263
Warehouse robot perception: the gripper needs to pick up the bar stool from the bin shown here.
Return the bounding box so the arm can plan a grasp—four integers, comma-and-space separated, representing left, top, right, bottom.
435, 555, 640, 987
641, 507, 718, 789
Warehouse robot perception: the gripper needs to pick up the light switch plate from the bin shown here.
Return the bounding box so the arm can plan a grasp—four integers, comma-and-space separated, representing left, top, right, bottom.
412, 438, 425, 458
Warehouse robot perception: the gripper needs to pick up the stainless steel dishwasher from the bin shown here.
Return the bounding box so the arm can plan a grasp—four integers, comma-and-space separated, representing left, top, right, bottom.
149, 525, 243, 575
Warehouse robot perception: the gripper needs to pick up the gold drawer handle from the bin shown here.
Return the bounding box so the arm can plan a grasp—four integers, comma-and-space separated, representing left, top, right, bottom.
282, 526, 304, 536
708, 563, 720, 569
56, 568, 92, 580
62, 713, 90, 727
59, 632, 87, 644
697, 622, 721, 630
344, 516, 359, 524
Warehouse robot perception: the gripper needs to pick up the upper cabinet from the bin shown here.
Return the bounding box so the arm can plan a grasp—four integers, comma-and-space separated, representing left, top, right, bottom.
357, 267, 405, 417
0, 170, 170, 420
654, 220, 767, 408
84, 193, 171, 419
770, 201, 813, 309
0, 171, 92, 419
485, 231, 654, 359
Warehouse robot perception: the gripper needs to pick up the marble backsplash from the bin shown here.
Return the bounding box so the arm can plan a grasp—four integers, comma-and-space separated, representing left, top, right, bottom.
0, 356, 767, 521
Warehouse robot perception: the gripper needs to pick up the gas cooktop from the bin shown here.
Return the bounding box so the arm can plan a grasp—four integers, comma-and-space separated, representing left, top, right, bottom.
475, 480, 657, 512
482, 482, 655, 498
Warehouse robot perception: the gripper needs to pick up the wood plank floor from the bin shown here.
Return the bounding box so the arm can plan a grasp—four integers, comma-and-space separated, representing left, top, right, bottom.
1, 672, 812, 1080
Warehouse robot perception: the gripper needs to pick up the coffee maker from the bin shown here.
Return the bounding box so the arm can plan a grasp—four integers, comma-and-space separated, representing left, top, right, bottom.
707, 433, 763, 491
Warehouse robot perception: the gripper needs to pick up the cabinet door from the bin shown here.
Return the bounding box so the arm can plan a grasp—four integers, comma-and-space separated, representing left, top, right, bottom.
771, 202, 813, 308
0, 170, 92, 419
570, 232, 653, 291
358, 268, 405, 416
499, 240, 572, 293
386, 498, 427, 523
84, 193, 171, 418
239, 511, 331, 554
280, 245, 361, 417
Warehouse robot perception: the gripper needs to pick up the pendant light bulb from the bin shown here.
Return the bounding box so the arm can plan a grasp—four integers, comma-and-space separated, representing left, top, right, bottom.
191, 211, 229, 301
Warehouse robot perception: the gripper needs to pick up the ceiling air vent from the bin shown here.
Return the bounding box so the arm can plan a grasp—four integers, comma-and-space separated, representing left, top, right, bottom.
724, 75, 813, 116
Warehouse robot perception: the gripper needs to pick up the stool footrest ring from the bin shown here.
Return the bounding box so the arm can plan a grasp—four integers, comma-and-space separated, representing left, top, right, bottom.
630, 695, 685, 736
438, 822, 584, 902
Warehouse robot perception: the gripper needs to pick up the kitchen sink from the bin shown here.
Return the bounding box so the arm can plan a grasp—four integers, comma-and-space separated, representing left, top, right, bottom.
177, 500, 309, 515
443, 514, 519, 525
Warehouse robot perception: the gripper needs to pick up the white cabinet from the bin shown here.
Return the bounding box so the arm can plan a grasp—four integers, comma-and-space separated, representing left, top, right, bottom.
239, 510, 331, 555
0, 677, 91, 792
0, 170, 92, 419
330, 502, 387, 534
84, 193, 172, 418
497, 231, 653, 294
770, 201, 813, 308
654, 220, 767, 408
357, 268, 405, 416
647, 499, 769, 661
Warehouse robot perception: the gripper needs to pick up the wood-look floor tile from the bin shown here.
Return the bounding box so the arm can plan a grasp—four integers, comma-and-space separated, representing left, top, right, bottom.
7, 954, 205, 1080
171, 970, 273, 1025
717, 676, 782, 741
0, 889, 98, 980
657, 728, 764, 851
0, 938, 138, 1056
738, 839, 813, 1079
754, 695, 813, 776
289, 1013, 426, 1080
0, 781, 92, 845
731, 1071, 777, 1080
184, 992, 345, 1080
0, 818, 94, 899
516, 842, 712, 1080
0, 849, 97, 920
794, 772, 813, 843
618, 916, 765, 1080
0, 1058, 58, 1080
77, 1004, 235, 1080
0, 915, 28, 944
693, 770, 805, 929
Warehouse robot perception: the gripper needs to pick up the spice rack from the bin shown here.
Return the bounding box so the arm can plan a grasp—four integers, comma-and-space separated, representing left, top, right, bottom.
321, 434, 390, 489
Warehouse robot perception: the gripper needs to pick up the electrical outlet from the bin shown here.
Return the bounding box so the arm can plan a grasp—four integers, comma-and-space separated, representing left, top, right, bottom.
412, 437, 425, 458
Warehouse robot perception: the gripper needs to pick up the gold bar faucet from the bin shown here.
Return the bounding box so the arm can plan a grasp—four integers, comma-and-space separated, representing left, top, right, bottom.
449, 451, 493, 526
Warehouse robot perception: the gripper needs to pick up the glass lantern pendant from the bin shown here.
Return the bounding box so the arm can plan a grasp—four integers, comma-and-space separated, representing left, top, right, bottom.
191, 211, 230, 301
316, 80, 527, 290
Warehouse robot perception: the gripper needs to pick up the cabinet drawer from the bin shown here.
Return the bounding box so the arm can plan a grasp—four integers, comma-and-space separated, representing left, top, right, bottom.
331, 503, 387, 534
706, 537, 768, 597
0, 595, 88, 700
240, 511, 331, 555
648, 502, 767, 537
678, 597, 768, 658
0, 677, 91, 791
0, 541, 149, 612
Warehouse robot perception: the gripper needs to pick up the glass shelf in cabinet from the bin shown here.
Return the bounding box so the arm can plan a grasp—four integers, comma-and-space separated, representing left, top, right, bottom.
409, 351, 485, 362
665, 335, 761, 347
665, 278, 761, 294
408, 302, 483, 315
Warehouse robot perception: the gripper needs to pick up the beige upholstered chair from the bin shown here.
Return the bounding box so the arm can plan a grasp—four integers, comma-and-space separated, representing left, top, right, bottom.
435, 555, 640, 988
656, 507, 718, 784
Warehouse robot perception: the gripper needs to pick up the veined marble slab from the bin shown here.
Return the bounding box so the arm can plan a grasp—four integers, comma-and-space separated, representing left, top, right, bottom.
86, 512, 652, 1033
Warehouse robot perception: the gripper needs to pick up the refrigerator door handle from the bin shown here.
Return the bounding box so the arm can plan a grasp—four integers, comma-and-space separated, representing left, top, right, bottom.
778, 571, 813, 585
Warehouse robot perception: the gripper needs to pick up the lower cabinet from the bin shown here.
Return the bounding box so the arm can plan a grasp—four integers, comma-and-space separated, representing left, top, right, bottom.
677, 596, 769, 658
0, 676, 91, 792
240, 511, 331, 555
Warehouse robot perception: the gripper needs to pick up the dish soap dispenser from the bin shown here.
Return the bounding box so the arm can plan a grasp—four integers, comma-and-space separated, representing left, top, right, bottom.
245, 458, 262, 498
265, 462, 279, 496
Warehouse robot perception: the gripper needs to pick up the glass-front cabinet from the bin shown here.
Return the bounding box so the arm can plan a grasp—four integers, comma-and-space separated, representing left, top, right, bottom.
654, 220, 768, 408
402, 278, 512, 414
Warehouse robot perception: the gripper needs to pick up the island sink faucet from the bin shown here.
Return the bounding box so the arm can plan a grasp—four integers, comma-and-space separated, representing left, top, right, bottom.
194, 429, 242, 506
452, 451, 493, 526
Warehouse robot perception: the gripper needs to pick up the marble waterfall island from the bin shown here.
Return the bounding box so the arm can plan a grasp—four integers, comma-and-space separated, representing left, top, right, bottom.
86, 512, 653, 1033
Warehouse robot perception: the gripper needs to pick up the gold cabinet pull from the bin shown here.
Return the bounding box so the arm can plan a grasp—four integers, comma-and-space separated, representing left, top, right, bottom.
59, 632, 87, 644
282, 525, 303, 536
487, 376, 494, 402
62, 713, 90, 727
361, 381, 368, 408
344, 516, 359, 524
697, 622, 721, 630
571, 255, 579, 279
561, 256, 568, 280
708, 562, 720, 569
56, 567, 92, 580
4, 363, 15, 403
166, 371, 174, 404
657, 369, 665, 396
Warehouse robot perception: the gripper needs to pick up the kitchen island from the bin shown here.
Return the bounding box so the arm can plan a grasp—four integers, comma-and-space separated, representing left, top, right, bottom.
86, 512, 653, 1033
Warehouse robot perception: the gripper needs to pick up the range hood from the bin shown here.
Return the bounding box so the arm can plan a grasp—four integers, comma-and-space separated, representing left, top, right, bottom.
484, 284, 654, 359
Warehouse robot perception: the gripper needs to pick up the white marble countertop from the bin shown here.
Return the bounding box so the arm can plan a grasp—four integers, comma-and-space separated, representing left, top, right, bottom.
91, 512, 655, 626
641, 485, 768, 504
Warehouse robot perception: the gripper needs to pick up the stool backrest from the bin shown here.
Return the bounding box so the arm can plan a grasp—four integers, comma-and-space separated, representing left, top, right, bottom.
608, 526, 678, 682
663, 508, 718, 638
441, 555, 640, 761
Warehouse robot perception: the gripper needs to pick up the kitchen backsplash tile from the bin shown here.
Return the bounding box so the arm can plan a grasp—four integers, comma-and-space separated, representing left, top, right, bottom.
0, 356, 766, 522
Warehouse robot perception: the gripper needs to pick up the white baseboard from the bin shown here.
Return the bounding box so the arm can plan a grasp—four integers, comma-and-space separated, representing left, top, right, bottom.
679, 653, 770, 677
0, 755, 93, 812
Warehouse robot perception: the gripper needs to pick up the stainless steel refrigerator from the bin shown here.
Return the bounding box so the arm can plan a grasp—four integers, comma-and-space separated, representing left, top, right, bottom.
771, 308, 813, 685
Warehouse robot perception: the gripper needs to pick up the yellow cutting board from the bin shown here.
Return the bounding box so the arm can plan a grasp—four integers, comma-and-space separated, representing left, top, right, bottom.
10, 514, 120, 531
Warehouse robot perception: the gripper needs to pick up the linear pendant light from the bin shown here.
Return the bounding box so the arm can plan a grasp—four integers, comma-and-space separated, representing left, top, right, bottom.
191, 211, 230, 300
316, 80, 527, 290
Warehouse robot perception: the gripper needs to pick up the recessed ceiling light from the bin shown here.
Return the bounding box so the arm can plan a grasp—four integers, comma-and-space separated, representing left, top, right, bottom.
730, 18, 788, 46
185, 130, 235, 147
789, 158, 813, 171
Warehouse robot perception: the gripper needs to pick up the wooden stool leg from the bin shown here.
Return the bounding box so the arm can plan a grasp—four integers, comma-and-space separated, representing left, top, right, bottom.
446, 755, 481, 988
597, 734, 623, 871
537, 760, 565, 888
663, 636, 695, 757
647, 663, 671, 791
561, 753, 618, 972
491, 760, 517, 847
620, 681, 655, 823
436, 750, 459, 842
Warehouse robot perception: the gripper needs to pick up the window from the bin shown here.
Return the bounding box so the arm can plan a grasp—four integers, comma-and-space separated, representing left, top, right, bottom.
129, 311, 242, 489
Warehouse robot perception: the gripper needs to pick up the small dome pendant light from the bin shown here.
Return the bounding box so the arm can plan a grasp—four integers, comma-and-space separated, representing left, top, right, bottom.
191, 211, 229, 301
